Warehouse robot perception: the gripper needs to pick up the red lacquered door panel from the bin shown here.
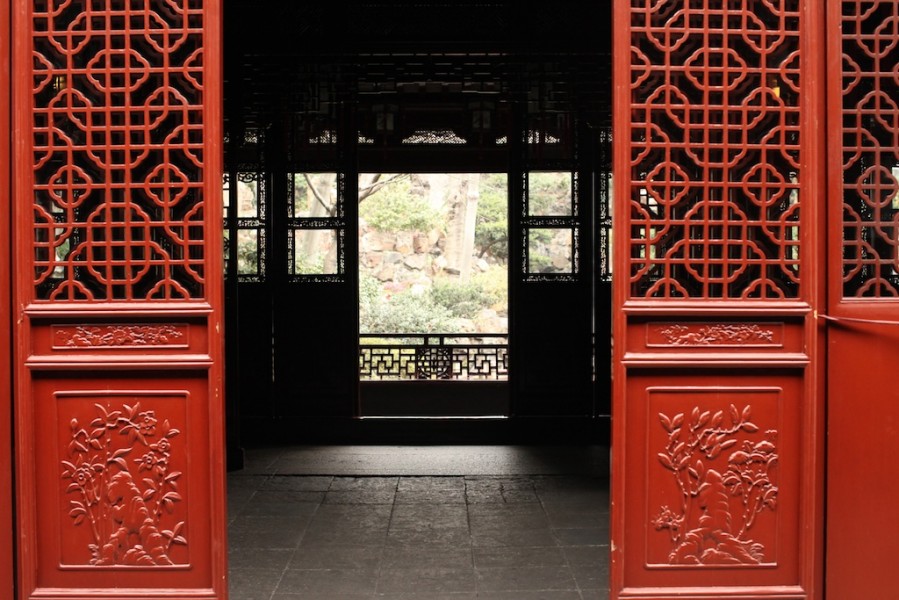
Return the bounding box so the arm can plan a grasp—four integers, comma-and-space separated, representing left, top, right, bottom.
11, 1, 226, 598
1, 0, 15, 596
611, 2, 825, 598
825, 2, 899, 597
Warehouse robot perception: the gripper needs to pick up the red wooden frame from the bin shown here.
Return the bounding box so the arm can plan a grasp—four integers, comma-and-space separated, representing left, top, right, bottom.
1, 0, 14, 596
611, 1, 825, 598
11, 1, 226, 598
824, 1, 899, 596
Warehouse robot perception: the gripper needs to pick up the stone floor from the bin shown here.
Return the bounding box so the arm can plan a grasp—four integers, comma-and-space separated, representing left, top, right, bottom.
228, 445, 610, 599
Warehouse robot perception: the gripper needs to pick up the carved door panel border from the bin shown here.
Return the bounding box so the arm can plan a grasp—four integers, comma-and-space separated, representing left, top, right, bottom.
610, 1, 825, 598
11, 1, 226, 598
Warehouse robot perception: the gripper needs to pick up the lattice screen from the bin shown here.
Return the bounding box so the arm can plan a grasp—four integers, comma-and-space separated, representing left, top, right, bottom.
840, 1, 899, 297
627, 1, 802, 299
31, 1, 208, 301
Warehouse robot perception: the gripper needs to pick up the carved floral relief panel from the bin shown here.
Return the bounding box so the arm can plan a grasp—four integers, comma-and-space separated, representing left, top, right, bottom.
646, 387, 783, 568
55, 392, 190, 568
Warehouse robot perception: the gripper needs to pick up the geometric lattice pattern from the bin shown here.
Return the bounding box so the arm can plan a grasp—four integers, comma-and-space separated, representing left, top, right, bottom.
628, 1, 802, 299
31, 1, 207, 301
359, 335, 508, 381
840, 1, 899, 297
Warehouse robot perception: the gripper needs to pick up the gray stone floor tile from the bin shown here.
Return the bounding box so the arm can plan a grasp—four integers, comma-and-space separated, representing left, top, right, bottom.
262, 475, 333, 491
552, 527, 610, 547
290, 545, 384, 570
394, 488, 466, 503
386, 525, 472, 547
373, 594, 477, 600
389, 503, 468, 529
330, 476, 399, 491
276, 568, 380, 596
579, 589, 611, 600
226, 446, 611, 597
229, 568, 283, 600
228, 516, 310, 549
563, 545, 610, 566
570, 562, 610, 591
476, 592, 581, 600
475, 565, 578, 591
229, 547, 294, 571
380, 546, 473, 570
324, 490, 398, 504
471, 527, 558, 548
473, 546, 567, 568
397, 476, 465, 491
376, 567, 477, 594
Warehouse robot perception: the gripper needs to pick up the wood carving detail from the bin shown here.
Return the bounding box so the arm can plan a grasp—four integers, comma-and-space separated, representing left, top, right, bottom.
54, 325, 187, 348
652, 404, 778, 565
61, 403, 186, 566
655, 324, 776, 346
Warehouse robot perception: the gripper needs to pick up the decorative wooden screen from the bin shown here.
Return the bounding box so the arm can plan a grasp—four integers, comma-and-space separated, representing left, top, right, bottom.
826, 1, 899, 597
612, 2, 823, 598
13, 1, 226, 598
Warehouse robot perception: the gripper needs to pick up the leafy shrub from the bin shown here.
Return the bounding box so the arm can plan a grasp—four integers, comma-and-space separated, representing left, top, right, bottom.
429, 278, 499, 320
359, 273, 453, 334
359, 176, 441, 232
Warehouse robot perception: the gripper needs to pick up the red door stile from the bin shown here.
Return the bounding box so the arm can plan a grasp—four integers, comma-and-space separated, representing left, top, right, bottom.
824, 2, 899, 596
1, 0, 15, 596
611, 2, 825, 599
12, 1, 226, 599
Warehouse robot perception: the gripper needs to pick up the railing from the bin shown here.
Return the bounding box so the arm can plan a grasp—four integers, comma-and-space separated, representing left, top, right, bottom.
359, 334, 508, 381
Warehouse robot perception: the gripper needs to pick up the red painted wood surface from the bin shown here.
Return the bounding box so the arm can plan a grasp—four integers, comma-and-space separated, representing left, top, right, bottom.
11, 1, 226, 598
0, 0, 15, 596
611, 2, 824, 598
825, 2, 899, 596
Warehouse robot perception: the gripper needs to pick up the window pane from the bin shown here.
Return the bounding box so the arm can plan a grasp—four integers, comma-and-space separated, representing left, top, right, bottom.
528, 171, 572, 216
293, 229, 338, 275
236, 229, 261, 276
292, 172, 338, 217
528, 228, 573, 274
236, 173, 262, 218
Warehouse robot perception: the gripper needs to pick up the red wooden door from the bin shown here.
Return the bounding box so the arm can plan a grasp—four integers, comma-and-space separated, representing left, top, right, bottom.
1, 0, 14, 596
611, 2, 825, 598
11, 1, 226, 598
825, 2, 899, 596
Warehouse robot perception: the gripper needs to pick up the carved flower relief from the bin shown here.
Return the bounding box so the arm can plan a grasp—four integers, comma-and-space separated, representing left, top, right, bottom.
656, 324, 776, 346
60, 402, 186, 566
54, 325, 186, 348
652, 404, 779, 566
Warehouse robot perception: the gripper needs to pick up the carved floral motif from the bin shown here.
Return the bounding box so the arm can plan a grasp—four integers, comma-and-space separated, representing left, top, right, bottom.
652, 404, 778, 565
656, 324, 775, 346
61, 403, 186, 566
55, 325, 186, 348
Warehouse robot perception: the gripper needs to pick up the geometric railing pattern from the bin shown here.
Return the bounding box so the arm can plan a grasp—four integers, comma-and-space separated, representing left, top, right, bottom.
628, 1, 803, 299
31, 1, 207, 301
840, 1, 899, 297
359, 334, 508, 381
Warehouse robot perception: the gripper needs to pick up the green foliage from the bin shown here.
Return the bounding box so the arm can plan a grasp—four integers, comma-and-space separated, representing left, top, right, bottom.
474, 173, 508, 261
360, 176, 441, 232
429, 278, 500, 320
528, 171, 572, 215
358, 273, 454, 334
